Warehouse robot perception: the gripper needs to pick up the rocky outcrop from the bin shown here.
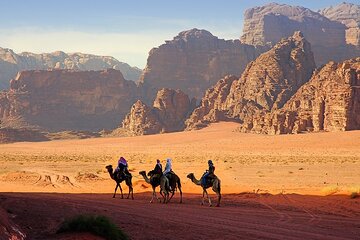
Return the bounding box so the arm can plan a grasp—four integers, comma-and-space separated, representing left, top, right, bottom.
240, 3, 359, 66
320, 2, 360, 47
140, 28, 264, 99
0, 69, 140, 131
0, 127, 48, 143
122, 88, 195, 135
242, 58, 360, 134
241, 3, 346, 47
186, 32, 316, 130
0, 47, 142, 89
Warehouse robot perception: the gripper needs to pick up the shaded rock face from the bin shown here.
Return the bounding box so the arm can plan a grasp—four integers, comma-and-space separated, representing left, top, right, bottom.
240, 3, 359, 66
186, 32, 316, 130
0, 48, 142, 89
122, 88, 195, 135
0, 128, 48, 143
241, 3, 346, 47
140, 28, 264, 99
242, 58, 360, 134
0, 69, 140, 131
320, 2, 360, 46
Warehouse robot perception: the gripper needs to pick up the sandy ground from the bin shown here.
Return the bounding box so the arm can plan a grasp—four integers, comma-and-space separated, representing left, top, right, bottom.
0, 122, 359, 196
0, 122, 359, 239
0, 192, 359, 239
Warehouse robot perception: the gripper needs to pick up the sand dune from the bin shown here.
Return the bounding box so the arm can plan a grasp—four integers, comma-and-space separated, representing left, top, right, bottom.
0, 122, 359, 195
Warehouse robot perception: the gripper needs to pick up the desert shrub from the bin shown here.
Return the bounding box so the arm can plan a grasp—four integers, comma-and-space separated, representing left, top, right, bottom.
350, 192, 358, 199
57, 214, 128, 240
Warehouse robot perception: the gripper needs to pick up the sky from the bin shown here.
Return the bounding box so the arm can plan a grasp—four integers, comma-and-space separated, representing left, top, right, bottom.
0, 0, 357, 68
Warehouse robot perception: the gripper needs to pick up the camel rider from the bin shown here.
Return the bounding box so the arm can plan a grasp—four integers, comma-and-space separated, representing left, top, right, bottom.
202, 160, 215, 185
116, 157, 130, 178
163, 158, 172, 177
154, 159, 163, 175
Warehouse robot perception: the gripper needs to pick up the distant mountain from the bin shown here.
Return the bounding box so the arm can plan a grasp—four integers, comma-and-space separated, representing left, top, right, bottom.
140, 28, 265, 100
0, 47, 142, 89
0, 69, 141, 131
319, 2, 360, 46
240, 3, 360, 66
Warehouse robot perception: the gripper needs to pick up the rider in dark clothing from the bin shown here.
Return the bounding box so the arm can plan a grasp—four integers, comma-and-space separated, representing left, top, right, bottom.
154, 159, 163, 175
202, 160, 215, 185
116, 157, 131, 178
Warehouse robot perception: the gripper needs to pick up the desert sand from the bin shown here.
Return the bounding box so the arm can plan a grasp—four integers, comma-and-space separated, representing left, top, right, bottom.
0, 122, 359, 196
0, 122, 359, 239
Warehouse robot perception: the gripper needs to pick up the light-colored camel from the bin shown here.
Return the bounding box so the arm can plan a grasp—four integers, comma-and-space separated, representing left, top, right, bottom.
139, 171, 162, 203
106, 165, 134, 199
187, 173, 221, 207
160, 172, 183, 204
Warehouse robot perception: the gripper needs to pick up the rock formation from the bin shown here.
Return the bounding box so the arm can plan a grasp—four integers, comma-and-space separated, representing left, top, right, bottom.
0, 47, 142, 89
122, 88, 195, 135
186, 32, 316, 130
242, 58, 360, 134
240, 3, 359, 66
320, 2, 360, 47
0, 127, 48, 143
140, 28, 264, 99
0, 69, 140, 131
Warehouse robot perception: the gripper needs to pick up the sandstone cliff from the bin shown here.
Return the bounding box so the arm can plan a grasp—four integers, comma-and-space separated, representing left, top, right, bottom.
0, 47, 142, 89
186, 32, 316, 130
320, 2, 360, 47
242, 58, 360, 134
240, 3, 359, 66
122, 88, 195, 135
0, 69, 140, 131
140, 28, 264, 99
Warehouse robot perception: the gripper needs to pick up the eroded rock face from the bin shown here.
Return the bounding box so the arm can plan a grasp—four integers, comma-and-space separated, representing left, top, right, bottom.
0, 69, 140, 131
240, 3, 359, 66
241, 3, 346, 47
243, 58, 360, 134
122, 88, 195, 135
0, 48, 142, 89
320, 2, 360, 47
140, 28, 264, 99
186, 32, 316, 130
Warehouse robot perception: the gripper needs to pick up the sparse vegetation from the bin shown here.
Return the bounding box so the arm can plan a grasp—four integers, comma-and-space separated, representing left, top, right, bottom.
350, 192, 358, 199
57, 214, 128, 240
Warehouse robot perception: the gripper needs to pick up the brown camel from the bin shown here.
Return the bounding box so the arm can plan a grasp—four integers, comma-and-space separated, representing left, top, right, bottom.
106, 165, 134, 199
139, 171, 162, 203
160, 171, 183, 204
140, 170, 182, 203
187, 173, 221, 207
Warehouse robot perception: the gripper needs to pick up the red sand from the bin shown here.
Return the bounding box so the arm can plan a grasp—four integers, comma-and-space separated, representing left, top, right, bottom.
0, 192, 359, 240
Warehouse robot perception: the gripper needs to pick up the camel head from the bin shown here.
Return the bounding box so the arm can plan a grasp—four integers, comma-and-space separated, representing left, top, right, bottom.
139, 171, 146, 176
187, 173, 194, 180
105, 165, 113, 173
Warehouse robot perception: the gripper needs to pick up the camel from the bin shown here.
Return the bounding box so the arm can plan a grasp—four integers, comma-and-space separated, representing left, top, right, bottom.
160, 172, 183, 204
106, 165, 134, 200
139, 171, 162, 203
187, 173, 221, 207
139, 170, 182, 204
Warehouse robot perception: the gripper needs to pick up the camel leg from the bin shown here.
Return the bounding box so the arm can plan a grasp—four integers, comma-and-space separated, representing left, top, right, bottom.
130, 186, 134, 200
113, 183, 119, 198
119, 183, 124, 199
168, 191, 175, 203
201, 189, 205, 205
179, 185, 183, 203
159, 190, 165, 203
204, 189, 212, 207
216, 192, 221, 207
150, 187, 155, 203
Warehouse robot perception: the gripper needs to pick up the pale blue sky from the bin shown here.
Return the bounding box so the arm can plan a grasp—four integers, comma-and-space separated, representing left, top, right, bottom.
0, 0, 357, 68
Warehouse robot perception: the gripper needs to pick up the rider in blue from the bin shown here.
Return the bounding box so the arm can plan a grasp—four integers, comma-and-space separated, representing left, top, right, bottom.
202, 160, 215, 185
